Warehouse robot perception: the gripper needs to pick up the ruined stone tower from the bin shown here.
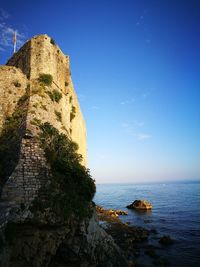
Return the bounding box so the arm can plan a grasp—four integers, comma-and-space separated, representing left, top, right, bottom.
0, 34, 87, 204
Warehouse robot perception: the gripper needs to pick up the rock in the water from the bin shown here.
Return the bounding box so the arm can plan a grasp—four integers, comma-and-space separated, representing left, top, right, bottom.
159, 235, 174, 245
126, 200, 152, 210
115, 209, 128, 215
96, 205, 128, 223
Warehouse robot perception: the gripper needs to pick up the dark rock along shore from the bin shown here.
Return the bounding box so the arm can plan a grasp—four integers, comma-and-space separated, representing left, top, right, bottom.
0, 204, 129, 267
96, 205, 173, 267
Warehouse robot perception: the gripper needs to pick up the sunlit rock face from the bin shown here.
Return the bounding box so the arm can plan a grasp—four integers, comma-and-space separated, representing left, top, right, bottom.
126, 200, 152, 210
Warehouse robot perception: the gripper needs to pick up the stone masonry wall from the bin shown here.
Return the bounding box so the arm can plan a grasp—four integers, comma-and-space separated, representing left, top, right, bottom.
30, 35, 69, 90
7, 40, 31, 79
1, 138, 49, 204
0, 66, 28, 129
6, 35, 69, 96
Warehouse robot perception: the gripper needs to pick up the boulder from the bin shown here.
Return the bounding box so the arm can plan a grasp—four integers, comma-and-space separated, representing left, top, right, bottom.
126, 200, 152, 210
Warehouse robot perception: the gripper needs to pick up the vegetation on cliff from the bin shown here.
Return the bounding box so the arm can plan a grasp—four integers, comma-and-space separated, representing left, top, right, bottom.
38, 73, 53, 86
47, 89, 62, 103
0, 87, 94, 220
32, 122, 96, 220
70, 105, 76, 121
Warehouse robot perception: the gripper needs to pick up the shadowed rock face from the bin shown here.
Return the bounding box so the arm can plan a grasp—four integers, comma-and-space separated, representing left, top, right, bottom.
0, 35, 129, 267
0, 205, 128, 267
126, 200, 152, 210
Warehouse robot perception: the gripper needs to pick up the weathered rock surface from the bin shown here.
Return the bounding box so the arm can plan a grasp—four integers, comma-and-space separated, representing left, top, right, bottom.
97, 212, 149, 267
126, 200, 152, 210
0, 204, 129, 267
96, 205, 128, 222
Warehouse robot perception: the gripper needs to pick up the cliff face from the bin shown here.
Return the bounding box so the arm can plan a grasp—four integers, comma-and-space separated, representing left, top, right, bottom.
0, 35, 128, 267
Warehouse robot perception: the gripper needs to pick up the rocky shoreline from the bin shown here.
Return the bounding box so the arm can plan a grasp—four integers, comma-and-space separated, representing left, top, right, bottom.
96, 205, 173, 267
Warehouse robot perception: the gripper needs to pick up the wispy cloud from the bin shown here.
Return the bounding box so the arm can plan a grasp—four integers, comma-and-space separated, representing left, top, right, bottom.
135, 133, 152, 141
121, 120, 144, 136
0, 8, 9, 20
136, 15, 144, 26
135, 120, 144, 127
141, 91, 150, 98
136, 10, 151, 44
0, 8, 26, 52
121, 120, 152, 141
122, 120, 144, 129
136, 9, 147, 27
120, 89, 153, 106
89, 105, 99, 110
120, 98, 135, 105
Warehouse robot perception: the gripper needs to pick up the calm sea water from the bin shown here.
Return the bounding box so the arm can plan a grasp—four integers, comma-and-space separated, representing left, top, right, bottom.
94, 182, 200, 267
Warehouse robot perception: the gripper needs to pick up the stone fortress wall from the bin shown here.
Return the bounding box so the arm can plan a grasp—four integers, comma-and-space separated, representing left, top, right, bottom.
0, 34, 87, 204
0, 66, 28, 128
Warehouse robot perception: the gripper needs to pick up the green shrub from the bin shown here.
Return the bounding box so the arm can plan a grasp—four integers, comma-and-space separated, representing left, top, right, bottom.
54, 110, 62, 122
70, 106, 76, 121
50, 38, 56, 45
70, 113, 75, 121
72, 106, 76, 113
31, 87, 46, 97
65, 81, 69, 87
46, 89, 62, 103
30, 118, 41, 126
69, 96, 72, 103
38, 74, 53, 86
33, 122, 96, 220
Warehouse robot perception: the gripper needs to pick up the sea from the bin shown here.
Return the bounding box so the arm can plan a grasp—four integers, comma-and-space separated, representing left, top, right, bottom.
94, 182, 200, 267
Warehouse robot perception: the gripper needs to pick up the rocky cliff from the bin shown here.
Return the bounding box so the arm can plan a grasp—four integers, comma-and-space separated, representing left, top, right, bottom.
0, 35, 128, 267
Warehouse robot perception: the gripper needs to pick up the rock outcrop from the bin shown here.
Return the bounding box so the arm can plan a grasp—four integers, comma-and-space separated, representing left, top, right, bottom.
0, 204, 128, 267
0, 35, 128, 267
126, 200, 152, 210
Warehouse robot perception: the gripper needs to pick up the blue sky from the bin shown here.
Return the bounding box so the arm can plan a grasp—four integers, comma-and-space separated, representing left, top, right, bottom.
0, 0, 200, 183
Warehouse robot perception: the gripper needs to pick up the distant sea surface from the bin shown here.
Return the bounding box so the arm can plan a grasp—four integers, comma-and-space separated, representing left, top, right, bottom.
94, 182, 200, 267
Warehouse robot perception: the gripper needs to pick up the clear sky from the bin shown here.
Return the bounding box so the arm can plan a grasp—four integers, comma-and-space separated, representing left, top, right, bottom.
0, 0, 200, 183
